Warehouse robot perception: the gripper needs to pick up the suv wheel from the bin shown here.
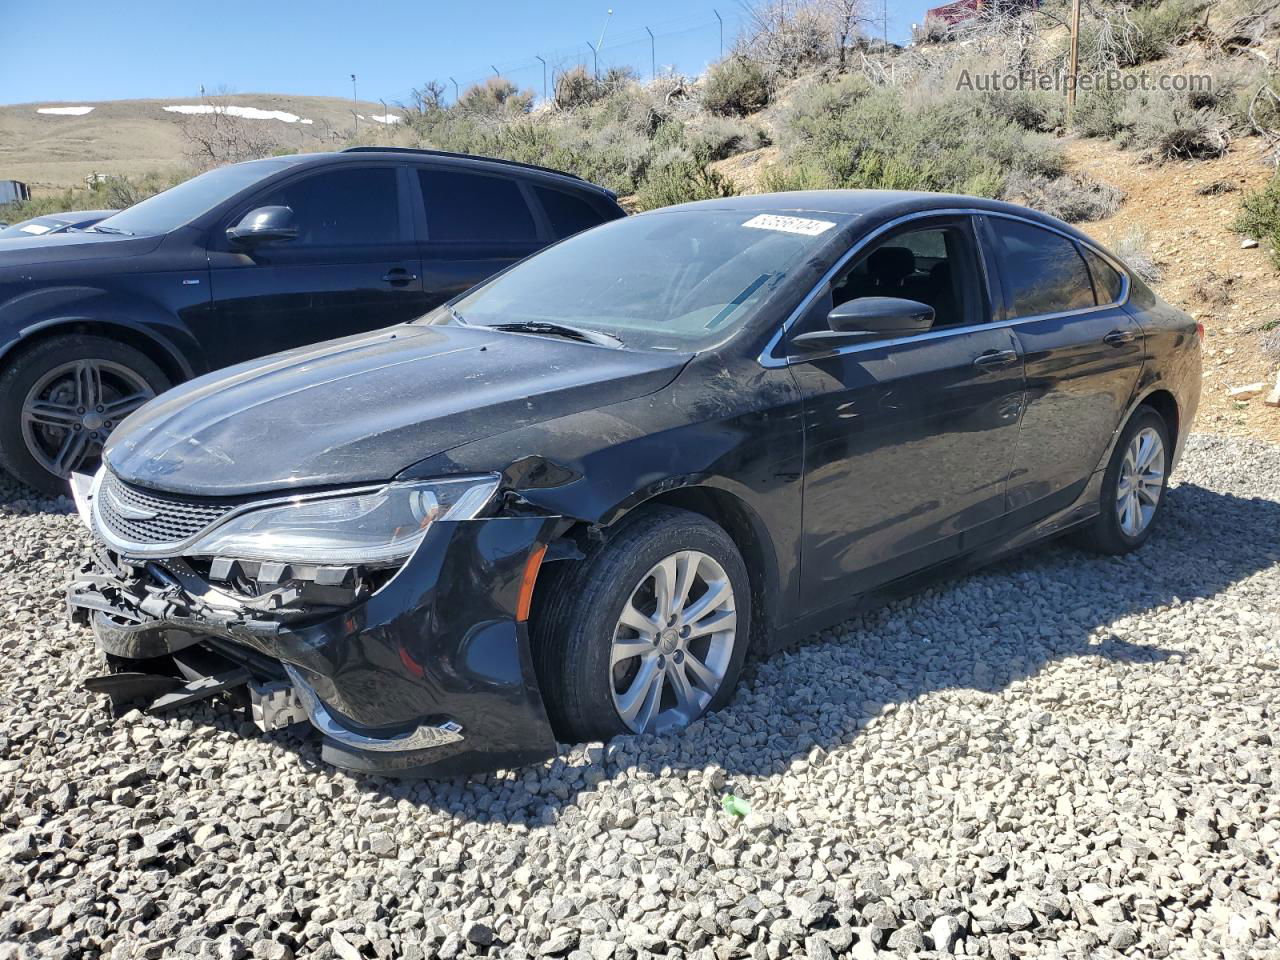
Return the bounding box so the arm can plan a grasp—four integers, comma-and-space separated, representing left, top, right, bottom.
0, 335, 168, 495
1074, 405, 1172, 555
532, 506, 752, 743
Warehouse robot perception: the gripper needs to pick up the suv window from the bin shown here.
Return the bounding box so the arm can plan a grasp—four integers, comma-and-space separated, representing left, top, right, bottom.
989, 218, 1094, 317
418, 168, 537, 243
1081, 247, 1125, 304
256, 167, 399, 246
828, 223, 982, 329
534, 185, 603, 238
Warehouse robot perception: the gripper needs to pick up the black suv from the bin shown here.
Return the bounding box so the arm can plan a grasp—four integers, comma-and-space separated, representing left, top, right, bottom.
0, 148, 624, 493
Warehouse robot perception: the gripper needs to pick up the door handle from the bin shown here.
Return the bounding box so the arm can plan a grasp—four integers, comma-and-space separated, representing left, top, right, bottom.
1103, 329, 1136, 346
973, 349, 1019, 369
382, 268, 419, 284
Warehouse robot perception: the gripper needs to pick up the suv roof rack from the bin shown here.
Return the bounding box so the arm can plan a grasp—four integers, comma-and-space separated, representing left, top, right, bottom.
340, 146, 587, 184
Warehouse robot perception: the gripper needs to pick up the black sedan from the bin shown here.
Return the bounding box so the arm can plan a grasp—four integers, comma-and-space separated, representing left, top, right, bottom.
0, 209, 115, 239
68, 190, 1201, 777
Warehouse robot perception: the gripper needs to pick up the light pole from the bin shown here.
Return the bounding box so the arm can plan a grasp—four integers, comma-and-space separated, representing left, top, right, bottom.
594, 8, 613, 78
350, 73, 357, 103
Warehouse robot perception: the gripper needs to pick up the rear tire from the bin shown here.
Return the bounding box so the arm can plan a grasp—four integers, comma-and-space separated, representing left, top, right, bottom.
1073, 405, 1172, 555
532, 506, 752, 744
0, 335, 168, 496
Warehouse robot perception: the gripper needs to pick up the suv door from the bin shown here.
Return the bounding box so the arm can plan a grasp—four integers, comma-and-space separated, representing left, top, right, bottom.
206, 164, 425, 368
791, 216, 1026, 611
411, 165, 546, 310
981, 215, 1144, 523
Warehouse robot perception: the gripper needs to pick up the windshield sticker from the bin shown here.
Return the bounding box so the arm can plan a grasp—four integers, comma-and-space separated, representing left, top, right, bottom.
20, 223, 52, 235
742, 214, 835, 236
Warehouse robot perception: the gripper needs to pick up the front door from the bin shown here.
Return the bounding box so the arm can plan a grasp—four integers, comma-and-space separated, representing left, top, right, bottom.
980, 215, 1145, 522
791, 217, 1025, 611
206, 165, 426, 370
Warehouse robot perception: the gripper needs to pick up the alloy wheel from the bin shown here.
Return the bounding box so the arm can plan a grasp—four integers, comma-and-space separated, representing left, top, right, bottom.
20, 359, 155, 479
609, 550, 738, 734
1116, 426, 1165, 537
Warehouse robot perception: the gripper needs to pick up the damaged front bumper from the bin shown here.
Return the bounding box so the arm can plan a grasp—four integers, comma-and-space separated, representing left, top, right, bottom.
67, 481, 561, 777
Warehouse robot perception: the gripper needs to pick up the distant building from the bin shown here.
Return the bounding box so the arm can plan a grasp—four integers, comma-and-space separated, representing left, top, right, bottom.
0, 181, 31, 205
926, 0, 1038, 27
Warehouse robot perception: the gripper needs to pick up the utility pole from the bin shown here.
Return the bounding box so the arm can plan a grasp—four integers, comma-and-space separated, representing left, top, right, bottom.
536, 55, 547, 101
713, 8, 724, 58
1067, 0, 1081, 120
645, 26, 656, 80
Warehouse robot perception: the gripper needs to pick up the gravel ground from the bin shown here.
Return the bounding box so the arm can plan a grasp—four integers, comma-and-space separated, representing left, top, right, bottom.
1, 433, 1278, 960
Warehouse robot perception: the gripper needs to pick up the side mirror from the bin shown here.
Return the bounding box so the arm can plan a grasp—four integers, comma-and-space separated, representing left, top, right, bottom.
226, 206, 297, 246
792, 296, 936, 350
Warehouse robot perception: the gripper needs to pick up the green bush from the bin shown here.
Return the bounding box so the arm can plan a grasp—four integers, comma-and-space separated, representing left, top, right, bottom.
701, 58, 771, 117
1235, 176, 1280, 269
634, 156, 737, 211
457, 77, 533, 115
1123, 0, 1208, 67
1117, 89, 1229, 160
1003, 172, 1124, 223
555, 66, 603, 110
1073, 86, 1129, 139
763, 76, 1064, 199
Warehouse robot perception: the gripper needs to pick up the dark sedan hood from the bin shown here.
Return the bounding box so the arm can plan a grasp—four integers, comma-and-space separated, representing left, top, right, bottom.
105, 323, 689, 496
0, 231, 161, 268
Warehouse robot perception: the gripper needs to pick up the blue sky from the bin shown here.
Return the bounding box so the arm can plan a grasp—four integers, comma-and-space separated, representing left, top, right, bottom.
1, 1, 933, 107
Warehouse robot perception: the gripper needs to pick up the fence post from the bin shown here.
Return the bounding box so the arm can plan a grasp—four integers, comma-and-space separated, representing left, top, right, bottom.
536, 55, 547, 102
646, 27, 656, 80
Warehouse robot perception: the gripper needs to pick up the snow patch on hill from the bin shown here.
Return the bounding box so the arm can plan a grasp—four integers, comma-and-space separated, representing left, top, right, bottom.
163, 104, 314, 124
37, 106, 94, 116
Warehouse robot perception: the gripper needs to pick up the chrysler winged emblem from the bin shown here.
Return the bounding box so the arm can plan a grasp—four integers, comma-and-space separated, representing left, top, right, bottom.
103, 485, 158, 521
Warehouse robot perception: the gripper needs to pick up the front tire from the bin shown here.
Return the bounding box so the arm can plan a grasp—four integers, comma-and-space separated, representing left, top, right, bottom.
532, 506, 752, 744
1074, 405, 1172, 555
0, 335, 168, 496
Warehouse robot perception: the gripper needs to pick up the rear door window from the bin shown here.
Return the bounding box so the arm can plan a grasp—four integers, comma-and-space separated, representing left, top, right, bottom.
417, 168, 537, 243
255, 167, 400, 247
989, 218, 1095, 317
533, 185, 605, 238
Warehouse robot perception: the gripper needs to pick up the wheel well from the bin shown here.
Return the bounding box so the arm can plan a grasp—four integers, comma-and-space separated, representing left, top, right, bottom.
3, 322, 188, 387
1140, 389, 1179, 442
614, 487, 778, 654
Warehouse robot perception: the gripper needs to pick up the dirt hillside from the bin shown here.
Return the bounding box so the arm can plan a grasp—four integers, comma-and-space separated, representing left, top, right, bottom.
1064, 137, 1280, 442
0, 94, 411, 191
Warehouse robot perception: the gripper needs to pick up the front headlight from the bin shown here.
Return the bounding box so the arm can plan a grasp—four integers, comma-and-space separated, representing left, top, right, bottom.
185, 475, 500, 566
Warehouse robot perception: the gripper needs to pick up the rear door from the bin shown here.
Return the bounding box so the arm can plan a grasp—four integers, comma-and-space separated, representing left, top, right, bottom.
411, 165, 546, 310
791, 216, 1026, 610
981, 215, 1144, 522
206, 164, 426, 368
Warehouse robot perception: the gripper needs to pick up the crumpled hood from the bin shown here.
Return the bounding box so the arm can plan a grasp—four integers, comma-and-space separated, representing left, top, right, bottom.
0, 231, 162, 269
105, 323, 689, 496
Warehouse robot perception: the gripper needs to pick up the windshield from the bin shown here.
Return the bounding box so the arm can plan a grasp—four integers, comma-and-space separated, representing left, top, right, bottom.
93, 160, 291, 236
433, 209, 850, 351
0, 217, 64, 239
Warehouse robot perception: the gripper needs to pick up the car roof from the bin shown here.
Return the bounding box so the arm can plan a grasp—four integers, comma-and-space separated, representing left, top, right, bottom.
655, 190, 1100, 247
248, 148, 616, 200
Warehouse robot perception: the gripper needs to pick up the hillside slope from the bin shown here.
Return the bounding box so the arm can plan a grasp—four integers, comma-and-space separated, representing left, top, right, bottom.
0, 94, 409, 190
1064, 138, 1280, 442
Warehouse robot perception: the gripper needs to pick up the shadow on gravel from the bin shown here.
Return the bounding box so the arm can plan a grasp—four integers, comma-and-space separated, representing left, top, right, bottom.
350, 480, 1280, 820
39, 475, 1279, 819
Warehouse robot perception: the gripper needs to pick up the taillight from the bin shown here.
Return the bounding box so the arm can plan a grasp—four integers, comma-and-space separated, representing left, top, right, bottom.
1195, 321, 1205, 342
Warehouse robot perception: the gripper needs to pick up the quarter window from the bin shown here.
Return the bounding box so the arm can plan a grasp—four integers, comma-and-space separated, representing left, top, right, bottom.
534, 185, 604, 238
989, 218, 1094, 317
418, 168, 537, 243
1081, 247, 1125, 304
255, 167, 399, 246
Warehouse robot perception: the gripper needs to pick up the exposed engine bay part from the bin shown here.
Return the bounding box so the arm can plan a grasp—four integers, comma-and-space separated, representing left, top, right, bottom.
68, 513, 563, 777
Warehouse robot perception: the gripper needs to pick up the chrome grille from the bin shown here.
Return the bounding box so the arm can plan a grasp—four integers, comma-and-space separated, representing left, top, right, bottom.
95, 471, 237, 548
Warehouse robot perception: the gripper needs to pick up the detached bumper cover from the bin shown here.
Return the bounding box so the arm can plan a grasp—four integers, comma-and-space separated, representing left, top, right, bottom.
68, 515, 560, 777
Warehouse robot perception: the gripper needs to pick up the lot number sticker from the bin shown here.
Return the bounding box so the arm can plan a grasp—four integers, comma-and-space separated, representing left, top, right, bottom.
742, 214, 836, 236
